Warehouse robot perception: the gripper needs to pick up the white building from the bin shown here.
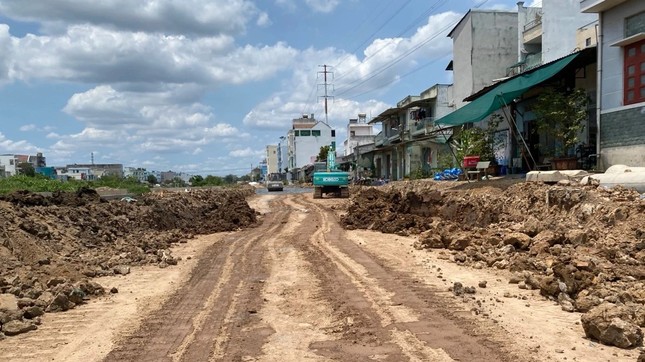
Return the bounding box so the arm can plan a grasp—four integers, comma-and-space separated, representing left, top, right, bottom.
57, 166, 94, 181
582, 0, 645, 168
265, 145, 279, 174
0, 154, 17, 177
287, 114, 336, 171
343, 113, 375, 157
123, 167, 149, 183
448, 10, 518, 107
514, 0, 597, 74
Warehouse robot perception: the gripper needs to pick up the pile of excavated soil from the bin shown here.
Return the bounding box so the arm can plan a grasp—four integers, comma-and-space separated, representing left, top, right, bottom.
341, 179, 645, 349
0, 187, 257, 339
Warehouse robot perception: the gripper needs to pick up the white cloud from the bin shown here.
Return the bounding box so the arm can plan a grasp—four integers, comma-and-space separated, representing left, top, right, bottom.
0, 132, 41, 153
19, 124, 36, 131
0, 0, 259, 36
229, 148, 262, 158
527, 0, 543, 7
257, 12, 272, 27
0, 25, 12, 84
11, 26, 299, 85
304, 0, 341, 13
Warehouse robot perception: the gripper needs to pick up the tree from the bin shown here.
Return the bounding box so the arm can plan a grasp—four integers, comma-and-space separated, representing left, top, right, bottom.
316, 145, 332, 162
189, 175, 204, 186
17, 162, 36, 177
223, 174, 237, 184
147, 174, 158, 185
533, 88, 587, 157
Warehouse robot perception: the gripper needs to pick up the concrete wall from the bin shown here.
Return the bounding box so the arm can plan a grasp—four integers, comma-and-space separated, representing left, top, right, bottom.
599, 1, 645, 110
600, 104, 645, 167
292, 123, 335, 169
542, 0, 598, 63
266, 145, 278, 174
452, 11, 518, 108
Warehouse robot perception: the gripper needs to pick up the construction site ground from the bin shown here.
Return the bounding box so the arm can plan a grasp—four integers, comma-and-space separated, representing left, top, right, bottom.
0, 179, 644, 361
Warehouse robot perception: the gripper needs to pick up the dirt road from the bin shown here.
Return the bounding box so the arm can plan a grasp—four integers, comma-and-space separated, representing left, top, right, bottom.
0, 192, 639, 361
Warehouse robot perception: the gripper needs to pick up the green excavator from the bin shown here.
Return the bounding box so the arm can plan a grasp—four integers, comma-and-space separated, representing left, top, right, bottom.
312, 146, 350, 199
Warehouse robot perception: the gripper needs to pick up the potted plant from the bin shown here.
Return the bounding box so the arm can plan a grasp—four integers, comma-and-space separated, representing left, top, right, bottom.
533, 88, 588, 170
454, 114, 504, 175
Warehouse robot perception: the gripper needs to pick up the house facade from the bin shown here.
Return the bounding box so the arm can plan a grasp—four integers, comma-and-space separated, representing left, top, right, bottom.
582, 0, 645, 167
0, 153, 47, 177
265, 145, 279, 174
448, 10, 518, 108
286, 114, 336, 180
369, 84, 455, 180
343, 113, 375, 157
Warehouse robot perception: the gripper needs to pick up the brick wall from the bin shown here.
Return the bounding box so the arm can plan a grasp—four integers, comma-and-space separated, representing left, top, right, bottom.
600, 105, 645, 148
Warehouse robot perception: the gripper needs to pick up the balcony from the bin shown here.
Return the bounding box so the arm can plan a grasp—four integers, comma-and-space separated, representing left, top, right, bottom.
375, 132, 384, 147
410, 117, 436, 137
581, 0, 628, 13
523, 18, 543, 45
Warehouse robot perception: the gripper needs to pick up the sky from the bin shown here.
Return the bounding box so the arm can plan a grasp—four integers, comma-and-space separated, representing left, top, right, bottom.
0, 0, 542, 176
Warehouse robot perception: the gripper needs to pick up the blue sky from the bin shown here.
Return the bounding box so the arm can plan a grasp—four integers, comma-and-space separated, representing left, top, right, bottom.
0, 0, 541, 176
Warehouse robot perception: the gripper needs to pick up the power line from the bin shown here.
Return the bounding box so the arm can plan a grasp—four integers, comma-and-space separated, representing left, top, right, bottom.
318, 65, 334, 124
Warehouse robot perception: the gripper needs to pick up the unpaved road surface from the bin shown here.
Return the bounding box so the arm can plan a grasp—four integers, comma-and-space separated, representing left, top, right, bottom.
0, 192, 640, 361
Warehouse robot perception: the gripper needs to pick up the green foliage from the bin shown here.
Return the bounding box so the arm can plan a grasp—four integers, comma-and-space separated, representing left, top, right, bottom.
0, 174, 150, 195
410, 167, 431, 180
454, 114, 504, 164
437, 151, 456, 170
147, 174, 158, 185
316, 146, 331, 162
17, 162, 35, 177
189, 175, 204, 186
533, 88, 587, 157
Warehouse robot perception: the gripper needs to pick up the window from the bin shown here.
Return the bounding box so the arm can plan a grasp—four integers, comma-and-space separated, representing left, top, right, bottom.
294, 130, 300, 136
331, 130, 336, 137
312, 130, 321, 136
624, 39, 645, 105
300, 130, 311, 136
350, 131, 356, 137
586, 38, 592, 47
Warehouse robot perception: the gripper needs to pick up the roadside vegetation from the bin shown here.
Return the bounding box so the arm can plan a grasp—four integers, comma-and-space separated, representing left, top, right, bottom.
0, 172, 252, 195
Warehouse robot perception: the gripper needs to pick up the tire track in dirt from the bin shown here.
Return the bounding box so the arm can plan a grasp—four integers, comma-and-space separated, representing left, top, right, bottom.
102, 201, 291, 362
292, 195, 518, 361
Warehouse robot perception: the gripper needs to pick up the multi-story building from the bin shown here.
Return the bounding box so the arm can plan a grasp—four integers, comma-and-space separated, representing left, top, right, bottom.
369, 84, 455, 180
286, 114, 336, 178
56, 166, 94, 181
67, 163, 123, 178
448, 9, 518, 108
123, 167, 149, 183
512, 0, 597, 76
265, 145, 279, 174
343, 113, 375, 157
0, 153, 47, 177
582, 0, 645, 168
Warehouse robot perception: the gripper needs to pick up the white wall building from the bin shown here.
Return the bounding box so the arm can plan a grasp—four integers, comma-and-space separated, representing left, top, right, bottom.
582, 0, 645, 168
515, 0, 597, 72
265, 145, 279, 174
343, 113, 375, 157
448, 10, 518, 107
287, 114, 336, 171
0, 154, 17, 176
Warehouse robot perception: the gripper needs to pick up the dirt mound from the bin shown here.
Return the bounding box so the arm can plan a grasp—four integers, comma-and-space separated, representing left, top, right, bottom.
0, 187, 258, 338
341, 180, 645, 348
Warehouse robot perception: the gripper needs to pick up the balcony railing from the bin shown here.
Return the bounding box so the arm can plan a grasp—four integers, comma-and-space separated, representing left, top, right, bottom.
523, 18, 542, 32
411, 117, 435, 136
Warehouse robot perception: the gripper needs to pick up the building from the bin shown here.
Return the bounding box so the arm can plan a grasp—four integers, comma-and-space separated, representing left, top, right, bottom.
343, 113, 375, 157
368, 84, 455, 180
265, 145, 279, 174
582, 0, 645, 168
286, 114, 336, 180
448, 10, 518, 108
0, 153, 47, 177
514, 0, 597, 74
123, 167, 149, 183
67, 163, 123, 178
57, 166, 94, 181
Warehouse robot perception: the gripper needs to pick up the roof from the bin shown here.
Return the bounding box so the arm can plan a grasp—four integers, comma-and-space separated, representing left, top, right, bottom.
447, 9, 517, 38
368, 108, 401, 124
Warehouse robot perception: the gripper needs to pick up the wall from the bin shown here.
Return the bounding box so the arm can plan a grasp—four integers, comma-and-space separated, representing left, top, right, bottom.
599, 1, 645, 110
266, 145, 278, 174
448, 10, 517, 107
542, 0, 598, 63
293, 123, 335, 169
600, 104, 645, 167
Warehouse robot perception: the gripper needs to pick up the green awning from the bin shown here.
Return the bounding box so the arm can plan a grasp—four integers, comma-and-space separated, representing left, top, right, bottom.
435, 52, 580, 126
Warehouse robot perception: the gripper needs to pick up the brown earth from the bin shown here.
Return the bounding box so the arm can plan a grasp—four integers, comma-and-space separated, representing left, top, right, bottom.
0, 180, 643, 361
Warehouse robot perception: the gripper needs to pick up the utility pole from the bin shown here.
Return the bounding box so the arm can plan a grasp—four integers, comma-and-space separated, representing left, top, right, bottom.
318, 65, 334, 125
